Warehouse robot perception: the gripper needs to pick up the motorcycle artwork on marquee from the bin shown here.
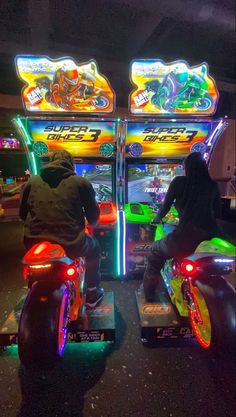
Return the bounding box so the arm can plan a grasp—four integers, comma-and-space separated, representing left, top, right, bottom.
15, 55, 115, 113
129, 60, 218, 116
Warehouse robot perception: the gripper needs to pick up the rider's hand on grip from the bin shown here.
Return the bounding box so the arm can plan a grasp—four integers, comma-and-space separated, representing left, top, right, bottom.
150, 215, 162, 226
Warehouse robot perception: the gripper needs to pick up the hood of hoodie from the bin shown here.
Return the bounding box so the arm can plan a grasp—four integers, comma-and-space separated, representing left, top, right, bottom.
40, 158, 76, 188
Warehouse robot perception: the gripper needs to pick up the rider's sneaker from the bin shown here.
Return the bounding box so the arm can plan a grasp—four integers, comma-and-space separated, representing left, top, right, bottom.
86, 287, 104, 308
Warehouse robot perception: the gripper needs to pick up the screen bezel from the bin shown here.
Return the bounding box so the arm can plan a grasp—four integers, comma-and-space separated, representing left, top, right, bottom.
125, 158, 183, 203
74, 158, 116, 203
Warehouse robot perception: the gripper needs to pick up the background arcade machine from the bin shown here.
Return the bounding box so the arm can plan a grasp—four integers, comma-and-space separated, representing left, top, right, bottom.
0, 55, 119, 349
0, 136, 29, 220
122, 59, 227, 343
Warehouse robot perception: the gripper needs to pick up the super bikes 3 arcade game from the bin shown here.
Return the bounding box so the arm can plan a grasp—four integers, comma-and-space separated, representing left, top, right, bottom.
121, 59, 235, 348
13, 55, 120, 278
0, 56, 118, 364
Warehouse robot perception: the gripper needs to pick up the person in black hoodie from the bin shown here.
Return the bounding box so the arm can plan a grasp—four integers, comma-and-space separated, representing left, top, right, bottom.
19, 150, 104, 308
143, 152, 221, 302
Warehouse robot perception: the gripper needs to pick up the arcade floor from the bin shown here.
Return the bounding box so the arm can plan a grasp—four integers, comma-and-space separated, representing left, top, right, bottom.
0, 221, 235, 417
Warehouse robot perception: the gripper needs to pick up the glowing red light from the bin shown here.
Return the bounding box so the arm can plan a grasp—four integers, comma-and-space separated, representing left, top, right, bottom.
186, 264, 194, 272
23, 265, 30, 280
66, 266, 77, 277
181, 260, 196, 275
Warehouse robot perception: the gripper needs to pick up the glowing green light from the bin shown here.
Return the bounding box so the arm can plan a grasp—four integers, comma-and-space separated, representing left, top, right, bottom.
213, 238, 232, 248
2, 345, 19, 357
154, 224, 166, 241
196, 237, 236, 256
15, 117, 32, 145
29, 152, 38, 175
65, 341, 111, 358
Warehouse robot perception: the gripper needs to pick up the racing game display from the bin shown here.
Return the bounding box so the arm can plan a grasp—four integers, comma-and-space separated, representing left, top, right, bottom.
75, 163, 112, 202
127, 162, 183, 204
0, 138, 20, 149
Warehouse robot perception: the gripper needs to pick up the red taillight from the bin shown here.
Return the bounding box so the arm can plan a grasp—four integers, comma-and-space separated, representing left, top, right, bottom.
29, 264, 52, 270
181, 260, 196, 276
23, 263, 52, 279
23, 265, 30, 280
65, 265, 77, 278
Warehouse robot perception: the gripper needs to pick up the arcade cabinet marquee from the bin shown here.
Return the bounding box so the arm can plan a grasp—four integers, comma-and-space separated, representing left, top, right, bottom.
129, 59, 218, 116
125, 59, 228, 343
121, 59, 227, 277
15, 55, 115, 113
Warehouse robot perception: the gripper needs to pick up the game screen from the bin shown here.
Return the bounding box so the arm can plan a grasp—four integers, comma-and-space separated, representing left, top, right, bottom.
75, 163, 113, 202
0, 138, 20, 149
127, 163, 184, 204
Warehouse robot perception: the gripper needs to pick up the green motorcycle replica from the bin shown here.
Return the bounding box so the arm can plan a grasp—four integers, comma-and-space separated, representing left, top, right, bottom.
155, 213, 236, 352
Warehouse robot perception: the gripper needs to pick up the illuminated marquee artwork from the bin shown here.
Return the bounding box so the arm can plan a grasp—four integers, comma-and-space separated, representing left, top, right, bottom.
129, 60, 218, 115
126, 121, 221, 158
15, 55, 115, 113
27, 120, 117, 157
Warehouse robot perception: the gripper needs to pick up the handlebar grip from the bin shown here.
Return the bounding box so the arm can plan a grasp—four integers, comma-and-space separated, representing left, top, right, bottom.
150, 220, 163, 226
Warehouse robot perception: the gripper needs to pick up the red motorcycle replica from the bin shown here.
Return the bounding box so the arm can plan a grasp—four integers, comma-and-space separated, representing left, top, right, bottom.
18, 202, 117, 367
19, 241, 85, 366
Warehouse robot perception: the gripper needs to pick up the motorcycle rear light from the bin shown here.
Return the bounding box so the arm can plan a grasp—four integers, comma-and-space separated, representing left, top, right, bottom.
29, 264, 52, 269
181, 260, 196, 276
33, 243, 49, 255
23, 264, 52, 279
65, 266, 77, 278
23, 266, 30, 280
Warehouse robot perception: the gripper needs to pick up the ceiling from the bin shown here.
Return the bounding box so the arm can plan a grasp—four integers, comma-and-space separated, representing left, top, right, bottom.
0, 0, 235, 116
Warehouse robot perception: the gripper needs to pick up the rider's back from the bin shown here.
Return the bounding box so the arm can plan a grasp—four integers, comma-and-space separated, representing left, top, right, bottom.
19, 158, 100, 251
159, 174, 220, 237
174, 175, 220, 234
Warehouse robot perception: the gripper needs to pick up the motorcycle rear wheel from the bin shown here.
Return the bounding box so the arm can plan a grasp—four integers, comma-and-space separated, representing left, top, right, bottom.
18, 281, 70, 367
189, 276, 236, 353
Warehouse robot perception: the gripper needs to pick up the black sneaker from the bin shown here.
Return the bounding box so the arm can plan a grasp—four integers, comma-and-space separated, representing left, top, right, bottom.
86, 287, 104, 308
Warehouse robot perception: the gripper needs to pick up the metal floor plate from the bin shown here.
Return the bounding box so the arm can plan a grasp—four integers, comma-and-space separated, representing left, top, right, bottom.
0, 290, 115, 346
135, 287, 194, 342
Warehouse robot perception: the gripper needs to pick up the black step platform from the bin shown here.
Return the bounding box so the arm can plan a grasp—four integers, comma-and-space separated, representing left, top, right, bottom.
135, 285, 194, 344
0, 289, 115, 347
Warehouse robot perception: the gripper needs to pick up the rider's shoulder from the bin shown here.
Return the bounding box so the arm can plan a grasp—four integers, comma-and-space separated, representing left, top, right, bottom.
73, 175, 91, 187
171, 175, 186, 185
